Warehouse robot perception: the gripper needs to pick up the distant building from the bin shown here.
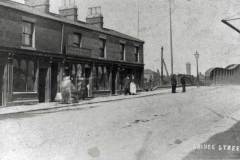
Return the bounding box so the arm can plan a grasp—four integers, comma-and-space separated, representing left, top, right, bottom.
0, 0, 144, 106
186, 62, 191, 75
144, 69, 161, 90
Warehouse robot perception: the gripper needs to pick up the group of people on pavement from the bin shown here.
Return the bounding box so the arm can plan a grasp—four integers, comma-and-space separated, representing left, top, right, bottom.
60, 75, 88, 104
60, 74, 138, 104
59, 74, 185, 104
123, 76, 137, 95
171, 74, 186, 93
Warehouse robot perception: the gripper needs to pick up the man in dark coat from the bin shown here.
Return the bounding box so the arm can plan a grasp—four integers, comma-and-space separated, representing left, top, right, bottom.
180, 76, 186, 92
171, 74, 177, 93
124, 76, 131, 95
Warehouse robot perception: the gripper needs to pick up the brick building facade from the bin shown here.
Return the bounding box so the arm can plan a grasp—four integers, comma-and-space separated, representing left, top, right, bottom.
0, 0, 144, 106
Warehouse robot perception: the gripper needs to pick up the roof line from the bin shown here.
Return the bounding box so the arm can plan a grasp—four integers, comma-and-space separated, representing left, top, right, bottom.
0, 1, 144, 43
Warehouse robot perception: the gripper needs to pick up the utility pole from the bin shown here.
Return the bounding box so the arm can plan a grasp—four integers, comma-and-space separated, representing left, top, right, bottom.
161, 46, 164, 84
169, 0, 174, 75
137, 0, 140, 38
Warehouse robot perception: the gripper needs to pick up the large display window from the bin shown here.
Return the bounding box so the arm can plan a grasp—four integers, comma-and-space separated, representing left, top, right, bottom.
13, 59, 37, 92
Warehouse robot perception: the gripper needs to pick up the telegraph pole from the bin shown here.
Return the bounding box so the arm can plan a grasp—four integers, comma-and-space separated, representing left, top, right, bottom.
137, 0, 140, 38
161, 46, 164, 84
169, 0, 174, 75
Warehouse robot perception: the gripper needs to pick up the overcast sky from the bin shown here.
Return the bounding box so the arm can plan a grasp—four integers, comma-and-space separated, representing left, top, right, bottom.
12, 0, 240, 75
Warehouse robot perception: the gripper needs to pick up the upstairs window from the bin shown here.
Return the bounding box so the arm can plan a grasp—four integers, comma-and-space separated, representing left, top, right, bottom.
120, 43, 125, 61
134, 46, 139, 62
99, 38, 106, 58
22, 21, 34, 47
72, 33, 82, 48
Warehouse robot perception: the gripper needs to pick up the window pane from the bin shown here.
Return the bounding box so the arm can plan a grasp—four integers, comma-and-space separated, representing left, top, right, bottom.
99, 40, 103, 48
23, 22, 32, 34
72, 34, 81, 47
135, 47, 139, 62
22, 34, 31, 46
22, 21, 33, 46
120, 44, 124, 60
13, 59, 27, 92
27, 61, 35, 92
99, 39, 106, 57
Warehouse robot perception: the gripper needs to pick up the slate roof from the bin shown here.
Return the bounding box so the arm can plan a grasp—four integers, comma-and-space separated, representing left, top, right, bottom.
0, 1, 144, 43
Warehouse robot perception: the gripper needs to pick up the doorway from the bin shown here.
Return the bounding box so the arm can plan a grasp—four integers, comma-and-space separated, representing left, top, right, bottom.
38, 68, 47, 103
0, 65, 4, 106
111, 70, 116, 94
51, 63, 58, 101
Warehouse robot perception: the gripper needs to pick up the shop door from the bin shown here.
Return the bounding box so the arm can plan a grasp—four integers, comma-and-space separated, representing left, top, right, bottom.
111, 71, 116, 94
51, 63, 58, 101
38, 68, 47, 102
0, 65, 4, 106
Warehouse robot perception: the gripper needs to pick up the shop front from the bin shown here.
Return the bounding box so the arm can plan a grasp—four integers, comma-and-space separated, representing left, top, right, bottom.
0, 49, 144, 107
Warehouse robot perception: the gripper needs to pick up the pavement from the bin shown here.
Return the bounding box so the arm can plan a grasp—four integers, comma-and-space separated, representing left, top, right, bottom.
1, 85, 240, 160
0, 86, 195, 115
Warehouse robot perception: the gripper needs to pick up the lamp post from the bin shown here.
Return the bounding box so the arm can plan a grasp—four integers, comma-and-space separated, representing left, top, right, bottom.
194, 51, 200, 87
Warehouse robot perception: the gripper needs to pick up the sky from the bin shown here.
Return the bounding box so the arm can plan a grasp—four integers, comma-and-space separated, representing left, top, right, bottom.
12, 0, 240, 75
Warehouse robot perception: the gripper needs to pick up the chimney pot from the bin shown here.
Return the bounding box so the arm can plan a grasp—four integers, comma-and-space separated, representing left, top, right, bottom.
86, 6, 104, 28
25, 0, 50, 13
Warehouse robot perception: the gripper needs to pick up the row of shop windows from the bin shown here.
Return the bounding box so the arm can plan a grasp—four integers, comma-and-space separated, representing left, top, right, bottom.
12, 58, 141, 93
66, 64, 110, 91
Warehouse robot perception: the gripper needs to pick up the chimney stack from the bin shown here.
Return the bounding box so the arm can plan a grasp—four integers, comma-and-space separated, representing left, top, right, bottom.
25, 0, 50, 13
86, 6, 104, 28
59, 0, 78, 21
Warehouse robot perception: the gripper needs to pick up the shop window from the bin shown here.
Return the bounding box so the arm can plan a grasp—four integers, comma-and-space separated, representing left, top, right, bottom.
27, 61, 35, 92
120, 43, 125, 61
99, 38, 106, 58
134, 46, 139, 62
22, 21, 34, 47
95, 66, 109, 91
13, 59, 37, 92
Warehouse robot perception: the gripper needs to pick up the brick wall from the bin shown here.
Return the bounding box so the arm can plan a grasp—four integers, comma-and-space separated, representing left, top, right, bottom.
64, 25, 144, 64
0, 5, 62, 53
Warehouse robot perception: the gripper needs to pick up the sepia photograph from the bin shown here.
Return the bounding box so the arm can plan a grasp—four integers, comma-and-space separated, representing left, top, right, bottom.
1, 0, 240, 159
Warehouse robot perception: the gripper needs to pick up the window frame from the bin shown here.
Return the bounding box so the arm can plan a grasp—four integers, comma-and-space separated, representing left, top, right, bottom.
22, 21, 35, 48
120, 43, 125, 61
72, 33, 82, 48
99, 38, 106, 58
13, 59, 37, 93
134, 46, 139, 62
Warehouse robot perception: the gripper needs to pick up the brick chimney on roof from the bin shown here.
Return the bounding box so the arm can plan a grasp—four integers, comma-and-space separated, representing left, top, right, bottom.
86, 6, 104, 28
25, 0, 50, 13
59, 0, 78, 21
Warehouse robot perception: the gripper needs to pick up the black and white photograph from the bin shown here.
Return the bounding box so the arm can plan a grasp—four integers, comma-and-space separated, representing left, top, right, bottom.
1, 0, 240, 159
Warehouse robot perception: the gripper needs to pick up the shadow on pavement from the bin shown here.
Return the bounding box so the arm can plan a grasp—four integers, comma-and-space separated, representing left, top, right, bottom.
183, 121, 240, 160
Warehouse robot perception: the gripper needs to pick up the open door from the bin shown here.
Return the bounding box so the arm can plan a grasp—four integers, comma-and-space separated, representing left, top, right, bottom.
38, 68, 47, 103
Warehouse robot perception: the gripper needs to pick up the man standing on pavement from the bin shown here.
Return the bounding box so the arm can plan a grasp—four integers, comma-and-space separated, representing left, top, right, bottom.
124, 76, 131, 95
171, 74, 177, 93
180, 76, 186, 92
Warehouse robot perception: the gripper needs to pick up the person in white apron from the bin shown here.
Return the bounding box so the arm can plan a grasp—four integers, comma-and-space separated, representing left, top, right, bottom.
130, 81, 137, 95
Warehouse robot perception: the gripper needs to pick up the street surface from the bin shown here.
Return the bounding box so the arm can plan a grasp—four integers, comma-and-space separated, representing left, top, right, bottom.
1, 85, 240, 160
